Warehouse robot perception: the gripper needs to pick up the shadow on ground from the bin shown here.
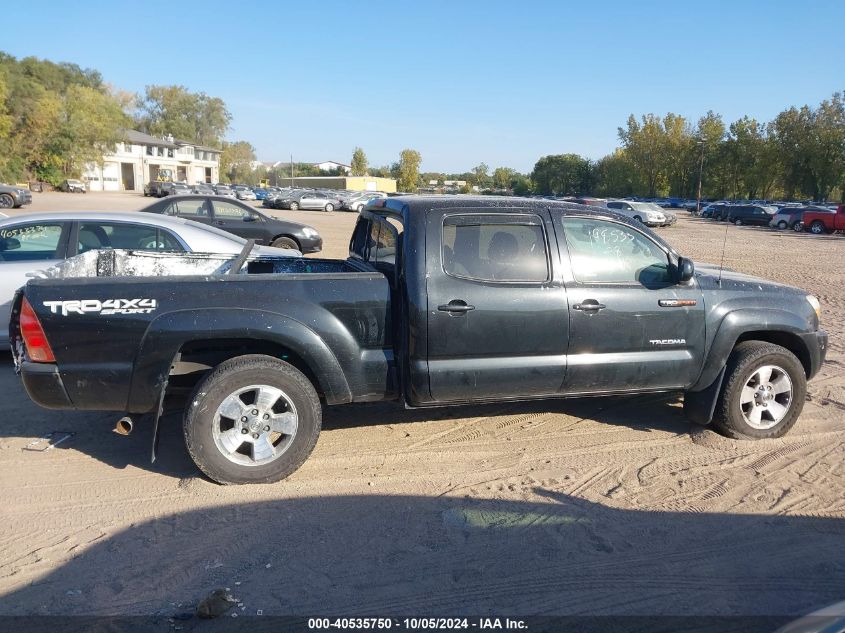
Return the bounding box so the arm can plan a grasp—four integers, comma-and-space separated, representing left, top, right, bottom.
0, 353, 696, 483
1, 491, 843, 628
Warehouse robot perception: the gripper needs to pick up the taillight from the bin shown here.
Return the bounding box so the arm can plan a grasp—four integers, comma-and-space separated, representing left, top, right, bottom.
19, 297, 55, 363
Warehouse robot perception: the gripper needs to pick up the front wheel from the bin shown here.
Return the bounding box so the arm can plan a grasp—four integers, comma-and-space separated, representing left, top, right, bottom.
793, 222, 804, 232
712, 341, 806, 439
0, 194, 13, 209
777, 221, 788, 229
324, 203, 334, 212
734, 218, 742, 226
184, 355, 322, 484
289, 201, 299, 211
633, 215, 642, 223
271, 236, 299, 250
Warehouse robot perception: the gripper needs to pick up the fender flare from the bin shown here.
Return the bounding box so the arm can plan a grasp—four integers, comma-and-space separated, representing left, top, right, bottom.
690, 307, 813, 392
126, 308, 352, 413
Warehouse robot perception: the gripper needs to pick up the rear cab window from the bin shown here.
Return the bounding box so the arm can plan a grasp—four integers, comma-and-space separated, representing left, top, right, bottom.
441, 214, 549, 283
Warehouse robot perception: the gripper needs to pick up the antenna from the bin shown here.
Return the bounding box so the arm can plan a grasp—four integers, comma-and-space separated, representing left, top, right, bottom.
717, 211, 729, 285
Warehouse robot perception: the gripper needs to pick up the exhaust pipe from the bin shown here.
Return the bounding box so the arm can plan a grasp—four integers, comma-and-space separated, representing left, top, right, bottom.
114, 416, 134, 436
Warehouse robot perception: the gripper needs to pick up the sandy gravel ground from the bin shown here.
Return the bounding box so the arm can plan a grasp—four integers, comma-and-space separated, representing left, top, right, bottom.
0, 193, 843, 620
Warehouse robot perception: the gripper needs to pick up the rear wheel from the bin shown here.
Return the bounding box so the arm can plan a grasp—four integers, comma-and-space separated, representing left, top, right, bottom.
183, 355, 322, 484
324, 203, 334, 212
734, 218, 742, 226
712, 341, 806, 439
633, 215, 642, 223
271, 236, 299, 250
777, 220, 788, 229
810, 220, 827, 235
793, 222, 804, 232
289, 201, 299, 211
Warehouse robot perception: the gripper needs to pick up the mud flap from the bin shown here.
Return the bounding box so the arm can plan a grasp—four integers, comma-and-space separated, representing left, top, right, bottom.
683, 367, 726, 426
150, 371, 172, 464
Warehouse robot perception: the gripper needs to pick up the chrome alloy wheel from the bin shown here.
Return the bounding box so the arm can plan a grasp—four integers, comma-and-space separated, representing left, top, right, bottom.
739, 365, 793, 430
212, 384, 298, 466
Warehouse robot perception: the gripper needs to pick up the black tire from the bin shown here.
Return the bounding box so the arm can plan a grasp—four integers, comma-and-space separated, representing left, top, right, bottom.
271, 236, 299, 250
633, 215, 642, 223
184, 355, 322, 485
793, 222, 804, 232
324, 203, 334, 212
0, 194, 13, 209
777, 221, 788, 229
810, 220, 827, 235
712, 341, 806, 440
734, 218, 742, 226
289, 201, 299, 211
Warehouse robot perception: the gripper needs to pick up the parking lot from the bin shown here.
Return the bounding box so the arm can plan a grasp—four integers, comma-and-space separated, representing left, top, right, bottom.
1, 192, 843, 618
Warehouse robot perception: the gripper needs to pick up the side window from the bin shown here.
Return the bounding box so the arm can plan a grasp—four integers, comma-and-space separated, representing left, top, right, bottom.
442, 215, 548, 282
77, 223, 186, 253
174, 199, 208, 217
560, 217, 671, 286
213, 201, 255, 219
606, 201, 620, 209
0, 223, 65, 262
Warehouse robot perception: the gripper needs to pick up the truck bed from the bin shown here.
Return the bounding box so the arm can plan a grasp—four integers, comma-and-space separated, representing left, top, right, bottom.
17, 249, 396, 414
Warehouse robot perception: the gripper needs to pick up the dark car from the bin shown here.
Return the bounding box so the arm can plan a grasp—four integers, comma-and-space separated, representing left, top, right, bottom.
0, 183, 33, 209
140, 195, 322, 252
725, 205, 776, 226
192, 183, 215, 195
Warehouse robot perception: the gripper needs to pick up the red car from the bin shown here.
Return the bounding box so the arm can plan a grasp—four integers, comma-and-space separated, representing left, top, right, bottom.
802, 204, 845, 234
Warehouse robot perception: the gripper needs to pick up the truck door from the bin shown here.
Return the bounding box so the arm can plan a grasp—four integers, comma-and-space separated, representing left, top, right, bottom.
424, 210, 569, 402
554, 214, 705, 392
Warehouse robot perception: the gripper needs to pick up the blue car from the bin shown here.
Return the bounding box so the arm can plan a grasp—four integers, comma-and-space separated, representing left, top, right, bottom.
252, 188, 268, 200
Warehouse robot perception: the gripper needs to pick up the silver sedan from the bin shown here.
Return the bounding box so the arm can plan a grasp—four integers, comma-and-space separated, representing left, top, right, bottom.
0, 211, 296, 345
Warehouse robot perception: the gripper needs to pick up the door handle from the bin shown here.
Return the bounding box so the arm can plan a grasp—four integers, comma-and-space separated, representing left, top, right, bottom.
438, 300, 475, 314
573, 300, 606, 312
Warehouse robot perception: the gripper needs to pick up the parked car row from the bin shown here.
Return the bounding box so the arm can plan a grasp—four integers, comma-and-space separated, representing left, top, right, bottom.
262, 188, 387, 212
699, 201, 845, 234
556, 197, 677, 227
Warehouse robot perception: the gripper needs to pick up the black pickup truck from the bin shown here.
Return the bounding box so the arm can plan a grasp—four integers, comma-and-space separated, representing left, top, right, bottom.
10, 196, 828, 484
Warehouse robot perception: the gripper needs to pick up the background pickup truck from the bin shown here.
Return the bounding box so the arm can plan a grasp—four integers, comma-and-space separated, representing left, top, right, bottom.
803, 204, 845, 234
11, 196, 828, 484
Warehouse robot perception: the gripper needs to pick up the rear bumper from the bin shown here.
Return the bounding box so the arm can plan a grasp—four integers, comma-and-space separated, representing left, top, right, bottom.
801, 329, 828, 380
19, 362, 75, 410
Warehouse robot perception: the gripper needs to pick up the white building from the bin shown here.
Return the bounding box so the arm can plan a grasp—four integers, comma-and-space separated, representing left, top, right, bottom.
83, 130, 221, 192
313, 160, 351, 173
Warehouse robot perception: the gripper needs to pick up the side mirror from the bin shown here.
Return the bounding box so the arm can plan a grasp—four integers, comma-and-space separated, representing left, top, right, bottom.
677, 256, 694, 283
243, 215, 257, 222
1, 237, 21, 251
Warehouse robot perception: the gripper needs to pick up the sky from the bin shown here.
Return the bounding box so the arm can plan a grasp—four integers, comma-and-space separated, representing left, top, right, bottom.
2, 0, 844, 173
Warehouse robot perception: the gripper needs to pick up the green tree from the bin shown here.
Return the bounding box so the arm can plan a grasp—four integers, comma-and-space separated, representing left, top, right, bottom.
592, 150, 640, 197
471, 162, 490, 189
220, 141, 256, 183
397, 150, 421, 191
618, 114, 668, 197
350, 147, 368, 176
492, 167, 516, 190
137, 85, 231, 147
531, 154, 592, 196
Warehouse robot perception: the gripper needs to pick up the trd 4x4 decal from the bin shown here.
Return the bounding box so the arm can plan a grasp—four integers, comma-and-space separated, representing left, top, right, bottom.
43, 299, 157, 316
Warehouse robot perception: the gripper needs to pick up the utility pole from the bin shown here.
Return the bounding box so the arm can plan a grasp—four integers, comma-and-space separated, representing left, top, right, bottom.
696, 139, 705, 215
290, 154, 294, 187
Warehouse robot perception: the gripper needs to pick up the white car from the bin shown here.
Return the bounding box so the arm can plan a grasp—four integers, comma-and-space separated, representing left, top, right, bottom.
606, 200, 667, 227
0, 211, 295, 346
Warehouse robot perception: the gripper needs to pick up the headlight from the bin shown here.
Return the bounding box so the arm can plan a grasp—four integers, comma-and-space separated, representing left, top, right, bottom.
17, 189, 27, 195
302, 227, 319, 237
806, 295, 821, 320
